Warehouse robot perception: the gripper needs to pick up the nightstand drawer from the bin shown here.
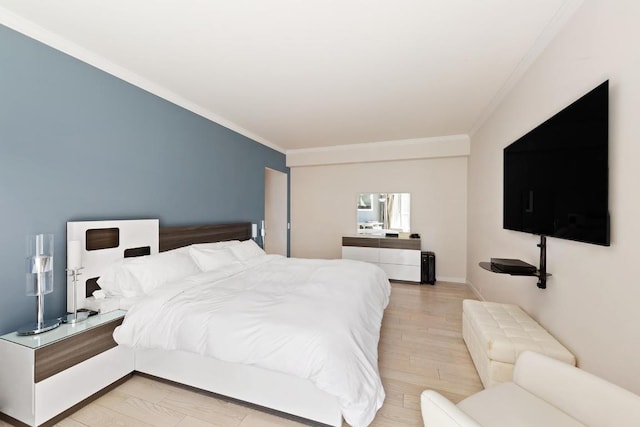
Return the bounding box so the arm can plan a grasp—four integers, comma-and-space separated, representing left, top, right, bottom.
34, 345, 133, 426
0, 310, 130, 426
34, 317, 122, 382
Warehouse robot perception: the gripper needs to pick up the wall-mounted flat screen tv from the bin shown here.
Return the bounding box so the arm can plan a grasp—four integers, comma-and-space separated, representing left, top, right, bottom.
503, 80, 609, 246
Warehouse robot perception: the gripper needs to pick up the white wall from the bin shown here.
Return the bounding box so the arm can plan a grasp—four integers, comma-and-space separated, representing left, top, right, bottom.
468, 0, 640, 394
291, 157, 467, 282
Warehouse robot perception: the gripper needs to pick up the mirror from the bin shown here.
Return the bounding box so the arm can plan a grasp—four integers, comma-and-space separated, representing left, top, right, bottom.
357, 193, 410, 234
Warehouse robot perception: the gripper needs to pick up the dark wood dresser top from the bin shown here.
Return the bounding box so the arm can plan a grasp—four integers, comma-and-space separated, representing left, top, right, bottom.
342, 235, 421, 250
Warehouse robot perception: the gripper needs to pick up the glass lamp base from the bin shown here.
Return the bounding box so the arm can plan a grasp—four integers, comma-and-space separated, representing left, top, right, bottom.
16, 318, 61, 336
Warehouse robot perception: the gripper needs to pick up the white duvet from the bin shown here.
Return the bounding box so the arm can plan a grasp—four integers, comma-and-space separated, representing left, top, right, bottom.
113, 255, 391, 426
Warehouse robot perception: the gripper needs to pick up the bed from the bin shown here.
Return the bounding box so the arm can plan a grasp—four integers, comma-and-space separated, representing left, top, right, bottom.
67, 219, 390, 427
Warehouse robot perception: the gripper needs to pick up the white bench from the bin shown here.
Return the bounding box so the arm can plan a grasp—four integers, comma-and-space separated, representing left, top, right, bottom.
462, 299, 575, 388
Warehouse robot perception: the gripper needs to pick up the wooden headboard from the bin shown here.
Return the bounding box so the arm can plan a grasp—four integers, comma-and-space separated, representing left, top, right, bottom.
160, 222, 252, 251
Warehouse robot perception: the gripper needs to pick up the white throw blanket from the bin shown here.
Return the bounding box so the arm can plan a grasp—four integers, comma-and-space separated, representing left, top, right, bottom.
114, 255, 391, 426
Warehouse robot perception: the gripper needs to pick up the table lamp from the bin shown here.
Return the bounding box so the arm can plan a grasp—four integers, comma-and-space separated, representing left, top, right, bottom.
64, 240, 89, 324
17, 234, 61, 335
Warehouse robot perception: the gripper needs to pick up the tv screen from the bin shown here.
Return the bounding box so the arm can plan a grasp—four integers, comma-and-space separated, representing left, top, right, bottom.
503, 81, 609, 246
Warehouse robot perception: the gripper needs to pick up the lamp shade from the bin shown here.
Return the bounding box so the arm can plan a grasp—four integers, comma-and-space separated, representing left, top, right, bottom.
25, 233, 54, 296
18, 233, 60, 335
67, 240, 82, 270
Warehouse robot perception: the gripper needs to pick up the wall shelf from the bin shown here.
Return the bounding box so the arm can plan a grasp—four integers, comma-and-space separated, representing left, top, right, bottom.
479, 236, 551, 289
479, 262, 551, 277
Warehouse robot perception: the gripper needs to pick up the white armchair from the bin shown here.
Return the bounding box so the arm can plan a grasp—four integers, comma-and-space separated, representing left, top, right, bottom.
421, 351, 640, 427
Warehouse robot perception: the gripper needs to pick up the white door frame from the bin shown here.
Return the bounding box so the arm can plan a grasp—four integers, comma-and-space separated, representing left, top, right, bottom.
264, 168, 288, 256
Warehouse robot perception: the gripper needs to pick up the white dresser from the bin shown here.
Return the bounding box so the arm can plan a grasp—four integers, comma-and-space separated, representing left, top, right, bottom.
342, 235, 421, 282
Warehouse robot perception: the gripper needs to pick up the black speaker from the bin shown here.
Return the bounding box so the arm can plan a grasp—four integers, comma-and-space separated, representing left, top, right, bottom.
421, 251, 436, 285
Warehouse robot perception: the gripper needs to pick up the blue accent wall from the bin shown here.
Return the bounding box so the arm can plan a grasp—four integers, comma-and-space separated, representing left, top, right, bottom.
0, 24, 288, 334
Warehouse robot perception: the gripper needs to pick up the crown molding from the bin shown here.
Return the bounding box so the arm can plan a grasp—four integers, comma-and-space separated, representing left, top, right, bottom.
286, 135, 470, 167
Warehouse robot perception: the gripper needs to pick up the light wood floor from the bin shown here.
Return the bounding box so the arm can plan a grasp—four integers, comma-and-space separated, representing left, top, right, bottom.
41, 281, 482, 427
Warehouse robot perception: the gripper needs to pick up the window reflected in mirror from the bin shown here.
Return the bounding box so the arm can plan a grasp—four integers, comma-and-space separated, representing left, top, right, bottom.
357, 193, 410, 234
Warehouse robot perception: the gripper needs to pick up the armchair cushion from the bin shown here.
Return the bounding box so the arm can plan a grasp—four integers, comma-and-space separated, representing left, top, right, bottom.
420, 390, 481, 427
457, 382, 583, 427
421, 351, 640, 427
513, 351, 640, 426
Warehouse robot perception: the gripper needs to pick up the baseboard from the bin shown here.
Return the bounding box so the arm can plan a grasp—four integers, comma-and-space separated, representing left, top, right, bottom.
436, 276, 466, 284
465, 279, 485, 300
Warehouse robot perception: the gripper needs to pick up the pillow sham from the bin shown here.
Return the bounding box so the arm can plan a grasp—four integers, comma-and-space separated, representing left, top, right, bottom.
228, 239, 266, 262
190, 240, 241, 250
124, 249, 202, 294
189, 246, 240, 272
96, 259, 143, 298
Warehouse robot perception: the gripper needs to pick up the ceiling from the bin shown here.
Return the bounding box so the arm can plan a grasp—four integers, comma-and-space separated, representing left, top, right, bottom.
0, 0, 581, 152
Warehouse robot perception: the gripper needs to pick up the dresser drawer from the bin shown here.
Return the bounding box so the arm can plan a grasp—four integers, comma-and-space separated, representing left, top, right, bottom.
342, 236, 379, 248
342, 246, 379, 263
379, 238, 421, 250
379, 248, 421, 266
379, 263, 421, 282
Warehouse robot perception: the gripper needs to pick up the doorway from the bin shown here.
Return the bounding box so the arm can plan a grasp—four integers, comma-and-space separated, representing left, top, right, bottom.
264, 168, 288, 256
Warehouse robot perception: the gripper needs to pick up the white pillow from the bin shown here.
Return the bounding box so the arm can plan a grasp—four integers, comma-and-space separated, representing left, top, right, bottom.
228, 239, 266, 262
191, 240, 241, 250
122, 249, 201, 294
97, 259, 143, 298
189, 246, 240, 271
